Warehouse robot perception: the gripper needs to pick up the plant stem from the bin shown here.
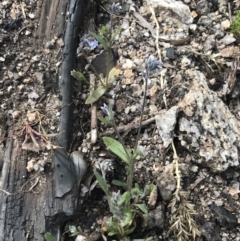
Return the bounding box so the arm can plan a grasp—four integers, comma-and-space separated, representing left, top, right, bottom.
106, 48, 111, 86
106, 14, 113, 86
127, 76, 148, 191
82, 50, 105, 86
171, 141, 181, 196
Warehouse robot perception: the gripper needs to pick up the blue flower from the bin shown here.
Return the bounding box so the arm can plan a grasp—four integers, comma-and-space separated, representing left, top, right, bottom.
143, 55, 162, 78
77, 34, 98, 53
101, 103, 110, 117
84, 38, 98, 50
109, 2, 122, 15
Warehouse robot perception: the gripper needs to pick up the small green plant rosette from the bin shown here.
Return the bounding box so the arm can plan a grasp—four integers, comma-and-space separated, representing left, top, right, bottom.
231, 11, 240, 37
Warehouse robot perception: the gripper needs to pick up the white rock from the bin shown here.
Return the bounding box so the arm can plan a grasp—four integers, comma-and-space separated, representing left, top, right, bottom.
156, 106, 179, 148
189, 24, 197, 31
122, 59, 134, 69
32, 55, 41, 62
130, 105, 137, 112
124, 106, 130, 114
220, 34, 236, 45
28, 92, 39, 99
121, 19, 129, 29
181, 56, 191, 68
144, 32, 150, 37
12, 110, 21, 119
25, 30, 31, 36
148, 0, 193, 24
75, 235, 87, 241
221, 19, 231, 30
28, 13, 35, 19
26, 159, 36, 172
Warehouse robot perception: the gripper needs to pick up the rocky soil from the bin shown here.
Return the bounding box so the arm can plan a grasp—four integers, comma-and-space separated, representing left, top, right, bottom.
1, 0, 240, 241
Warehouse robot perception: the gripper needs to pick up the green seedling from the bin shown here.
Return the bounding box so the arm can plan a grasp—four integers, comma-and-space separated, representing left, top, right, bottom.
95, 168, 149, 240
93, 55, 162, 239
72, 10, 122, 105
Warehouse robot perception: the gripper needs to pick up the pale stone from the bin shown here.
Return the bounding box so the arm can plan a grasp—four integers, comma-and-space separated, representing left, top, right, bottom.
221, 19, 231, 30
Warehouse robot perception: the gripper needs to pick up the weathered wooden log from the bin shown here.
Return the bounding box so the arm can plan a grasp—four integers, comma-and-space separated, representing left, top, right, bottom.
0, 0, 86, 240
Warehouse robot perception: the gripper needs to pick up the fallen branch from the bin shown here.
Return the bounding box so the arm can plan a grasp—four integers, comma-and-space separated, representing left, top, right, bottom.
100, 116, 156, 136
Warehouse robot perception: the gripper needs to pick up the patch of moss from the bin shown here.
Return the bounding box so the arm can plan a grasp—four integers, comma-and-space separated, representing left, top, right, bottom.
231, 11, 240, 37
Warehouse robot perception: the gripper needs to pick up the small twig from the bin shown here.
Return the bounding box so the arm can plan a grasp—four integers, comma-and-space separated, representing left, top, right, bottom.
100, 116, 155, 136
228, 2, 232, 22
99, 5, 127, 20
147, 0, 168, 108
25, 225, 33, 241
188, 171, 207, 191
134, 76, 148, 152
0, 188, 16, 195
171, 141, 181, 196
28, 177, 40, 192
82, 50, 105, 86
20, 1, 26, 19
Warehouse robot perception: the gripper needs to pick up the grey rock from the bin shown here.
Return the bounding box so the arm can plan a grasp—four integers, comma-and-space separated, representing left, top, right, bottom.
198, 16, 213, 28
156, 171, 176, 201
220, 34, 236, 45
203, 35, 215, 53
91, 50, 115, 76
200, 222, 220, 241
196, 0, 210, 15
210, 203, 238, 229
178, 70, 240, 173
156, 106, 179, 148
166, 47, 176, 60
148, 0, 193, 24
144, 204, 165, 229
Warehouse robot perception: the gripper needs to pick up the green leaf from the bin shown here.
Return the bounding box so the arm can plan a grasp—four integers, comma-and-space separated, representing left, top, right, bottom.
44, 233, 57, 241
69, 225, 77, 234
134, 204, 148, 214
90, 32, 109, 50
143, 184, 155, 196
118, 191, 131, 205
85, 85, 107, 104
98, 117, 113, 126
108, 231, 117, 236
100, 26, 108, 36
94, 170, 108, 194
133, 238, 153, 241
124, 222, 136, 235
107, 66, 121, 84
103, 137, 131, 164
131, 183, 142, 198
71, 70, 85, 80
112, 180, 127, 189
122, 206, 133, 226
110, 28, 122, 44
132, 148, 144, 159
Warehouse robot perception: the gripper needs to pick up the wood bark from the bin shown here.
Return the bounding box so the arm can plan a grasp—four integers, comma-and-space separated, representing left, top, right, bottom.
0, 0, 86, 240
